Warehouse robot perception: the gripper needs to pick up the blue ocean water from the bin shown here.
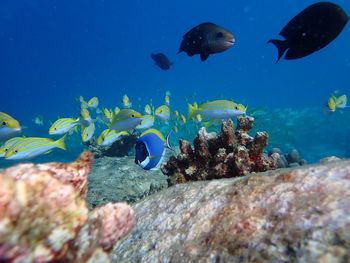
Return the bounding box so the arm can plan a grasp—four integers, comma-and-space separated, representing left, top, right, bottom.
0, 0, 349, 167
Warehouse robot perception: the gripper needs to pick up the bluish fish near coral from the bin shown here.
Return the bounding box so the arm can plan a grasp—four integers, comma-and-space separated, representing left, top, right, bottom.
97, 129, 129, 146
136, 114, 155, 130
151, 53, 173, 70
0, 112, 21, 142
135, 128, 172, 170
188, 100, 247, 120
109, 109, 142, 132
155, 105, 170, 122
81, 122, 95, 142
5, 136, 66, 160
0, 137, 25, 158
49, 117, 80, 135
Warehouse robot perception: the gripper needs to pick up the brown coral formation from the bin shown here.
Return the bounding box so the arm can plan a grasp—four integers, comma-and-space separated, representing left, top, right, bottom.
162, 116, 278, 185
0, 152, 134, 262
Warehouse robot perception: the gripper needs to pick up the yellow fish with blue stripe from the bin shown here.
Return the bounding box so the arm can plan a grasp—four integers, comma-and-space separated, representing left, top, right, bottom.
87, 97, 99, 108
109, 109, 142, 132
0, 112, 21, 142
97, 129, 129, 146
0, 137, 25, 158
135, 128, 172, 170
5, 136, 66, 160
327, 94, 348, 112
155, 105, 170, 122
188, 100, 246, 120
81, 122, 95, 142
49, 117, 80, 135
136, 114, 155, 130
122, 95, 132, 108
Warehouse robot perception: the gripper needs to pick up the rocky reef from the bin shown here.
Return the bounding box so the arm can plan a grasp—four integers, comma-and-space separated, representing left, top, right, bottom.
0, 152, 134, 262
87, 156, 168, 208
86, 135, 138, 158
269, 148, 307, 168
161, 116, 279, 185
114, 159, 350, 262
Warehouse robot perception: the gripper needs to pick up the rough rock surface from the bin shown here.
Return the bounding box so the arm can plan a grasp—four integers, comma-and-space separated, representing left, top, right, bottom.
0, 152, 134, 262
87, 156, 168, 208
114, 160, 350, 262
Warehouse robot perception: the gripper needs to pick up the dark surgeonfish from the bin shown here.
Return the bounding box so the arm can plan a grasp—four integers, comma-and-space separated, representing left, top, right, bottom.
151, 53, 173, 70
269, 2, 349, 63
178, 22, 235, 61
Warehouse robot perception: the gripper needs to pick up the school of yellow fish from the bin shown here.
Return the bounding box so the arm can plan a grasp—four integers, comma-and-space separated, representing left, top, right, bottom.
0, 92, 347, 161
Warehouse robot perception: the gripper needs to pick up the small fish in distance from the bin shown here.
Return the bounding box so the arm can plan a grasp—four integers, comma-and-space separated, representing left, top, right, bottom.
268, 2, 349, 62
151, 53, 173, 70
178, 22, 235, 61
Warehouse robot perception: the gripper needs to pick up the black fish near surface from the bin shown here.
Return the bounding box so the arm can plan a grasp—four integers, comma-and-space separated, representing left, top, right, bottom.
151, 53, 173, 70
178, 22, 235, 61
269, 2, 349, 63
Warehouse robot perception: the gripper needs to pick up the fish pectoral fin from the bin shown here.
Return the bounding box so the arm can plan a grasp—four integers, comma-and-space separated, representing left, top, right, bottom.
200, 52, 209, 61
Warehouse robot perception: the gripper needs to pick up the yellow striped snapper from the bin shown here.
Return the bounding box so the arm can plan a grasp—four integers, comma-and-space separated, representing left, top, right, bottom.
78, 96, 88, 108
0, 112, 21, 142
114, 106, 121, 115
49, 117, 80, 135
80, 107, 93, 126
87, 97, 99, 108
179, 114, 187, 125
97, 129, 129, 146
144, 104, 152, 115
102, 108, 113, 123
188, 100, 247, 120
155, 105, 170, 122
81, 122, 95, 142
0, 137, 25, 158
109, 109, 142, 132
164, 94, 170, 106
327, 94, 348, 112
5, 136, 66, 160
122, 95, 132, 108
136, 114, 155, 130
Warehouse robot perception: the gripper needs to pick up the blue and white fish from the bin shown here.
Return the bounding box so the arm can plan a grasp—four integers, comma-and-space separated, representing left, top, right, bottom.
135, 128, 172, 170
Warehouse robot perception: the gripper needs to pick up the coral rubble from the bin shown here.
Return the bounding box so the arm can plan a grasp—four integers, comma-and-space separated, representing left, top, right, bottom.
0, 152, 134, 262
161, 117, 278, 185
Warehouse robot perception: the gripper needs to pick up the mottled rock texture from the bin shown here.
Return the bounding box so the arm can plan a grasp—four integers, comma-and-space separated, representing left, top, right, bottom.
114, 160, 350, 263
0, 152, 134, 262
86, 135, 138, 158
87, 156, 168, 208
162, 117, 278, 185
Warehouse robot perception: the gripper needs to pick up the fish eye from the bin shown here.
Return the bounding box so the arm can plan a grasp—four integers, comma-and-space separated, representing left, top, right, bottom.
15, 150, 18, 153
131, 114, 135, 118
235, 106, 238, 110
2, 121, 6, 126
54, 128, 57, 130
216, 32, 224, 38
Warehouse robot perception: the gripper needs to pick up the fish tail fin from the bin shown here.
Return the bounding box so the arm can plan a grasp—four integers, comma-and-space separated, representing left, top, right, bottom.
55, 135, 66, 150
188, 103, 197, 120
166, 128, 175, 152
268, 39, 288, 63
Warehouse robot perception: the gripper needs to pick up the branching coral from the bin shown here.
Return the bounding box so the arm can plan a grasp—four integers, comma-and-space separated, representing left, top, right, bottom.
161, 117, 279, 185
0, 152, 134, 262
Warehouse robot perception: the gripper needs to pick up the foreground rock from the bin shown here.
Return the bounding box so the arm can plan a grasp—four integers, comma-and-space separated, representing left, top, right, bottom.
0, 152, 134, 262
87, 156, 168, 208
114, 160, 350, 262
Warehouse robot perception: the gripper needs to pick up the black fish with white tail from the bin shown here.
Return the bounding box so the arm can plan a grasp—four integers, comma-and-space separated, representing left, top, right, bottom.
151, 53, 173, 70
268, 2, 348, 62
178, 22, 235, 61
